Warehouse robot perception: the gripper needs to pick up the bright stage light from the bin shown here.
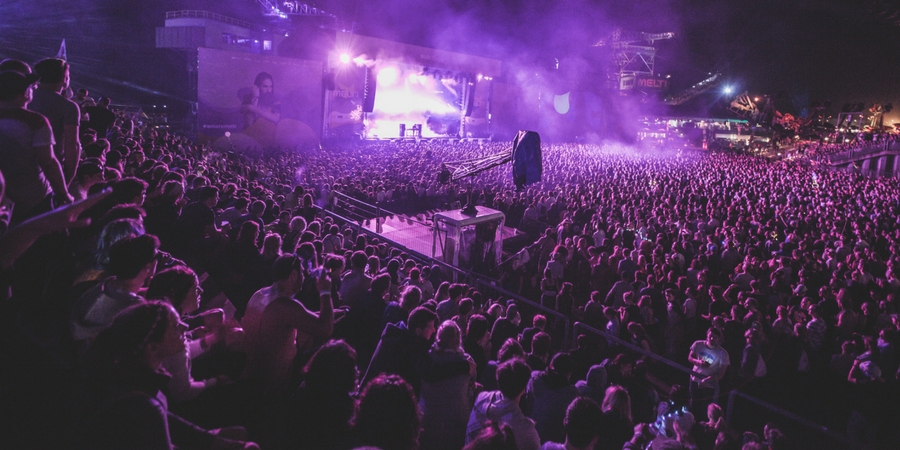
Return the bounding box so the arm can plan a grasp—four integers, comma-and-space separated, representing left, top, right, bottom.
339, 53, 351, 64
377, 66, 400, 86
724, 86, 733, 94
367, 64, 462, 138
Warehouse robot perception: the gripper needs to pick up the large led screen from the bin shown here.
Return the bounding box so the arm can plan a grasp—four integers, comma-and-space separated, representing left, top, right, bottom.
198, 48, 322, 151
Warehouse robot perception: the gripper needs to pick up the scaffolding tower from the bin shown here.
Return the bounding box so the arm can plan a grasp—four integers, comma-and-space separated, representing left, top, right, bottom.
594, 28, 675, 91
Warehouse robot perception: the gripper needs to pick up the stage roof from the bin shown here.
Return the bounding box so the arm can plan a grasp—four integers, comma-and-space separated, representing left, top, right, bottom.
335, 32, 502, 78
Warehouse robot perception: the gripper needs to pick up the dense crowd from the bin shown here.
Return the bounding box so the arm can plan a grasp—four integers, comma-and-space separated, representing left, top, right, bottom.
2, 58, 900, 450
799, 132, 899, 162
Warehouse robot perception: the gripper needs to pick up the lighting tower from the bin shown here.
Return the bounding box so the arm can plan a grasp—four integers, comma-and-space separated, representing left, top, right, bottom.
593, 28, 675, 92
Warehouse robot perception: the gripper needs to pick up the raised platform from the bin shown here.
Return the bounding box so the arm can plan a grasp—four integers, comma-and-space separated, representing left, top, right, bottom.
360, 210, 522, 261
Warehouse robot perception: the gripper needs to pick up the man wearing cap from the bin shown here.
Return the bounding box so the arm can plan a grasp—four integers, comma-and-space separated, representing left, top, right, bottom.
29, 58, 80, 184
0, 70, 72, 223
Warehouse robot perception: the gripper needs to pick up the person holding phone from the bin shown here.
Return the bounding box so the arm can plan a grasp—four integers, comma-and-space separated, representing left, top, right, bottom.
687, 327, 730, 416
241, 255, 334, 390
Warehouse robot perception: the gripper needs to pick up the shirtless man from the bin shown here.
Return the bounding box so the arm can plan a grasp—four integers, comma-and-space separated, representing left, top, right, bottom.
241, 254, 334, 389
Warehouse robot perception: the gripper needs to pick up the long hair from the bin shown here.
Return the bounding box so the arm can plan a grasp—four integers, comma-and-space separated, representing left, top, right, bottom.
435, 281, 450, 301
462, 421, 516, 450
434, 320, 462, 352
156, 180, 184, 209
602, 385, 633, 422
302, 340, 358, 394
261, 233, 283, 259
236, 221, 260, 247
84, 302, 174, 377
353, 374, 421, 450
254, 71, 273, 88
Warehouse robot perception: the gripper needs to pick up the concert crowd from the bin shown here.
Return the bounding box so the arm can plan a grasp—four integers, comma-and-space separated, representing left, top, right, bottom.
2, 58, 900, 450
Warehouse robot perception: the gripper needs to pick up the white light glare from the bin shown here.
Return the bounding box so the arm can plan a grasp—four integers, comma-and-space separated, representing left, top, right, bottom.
339, 53, 351, 64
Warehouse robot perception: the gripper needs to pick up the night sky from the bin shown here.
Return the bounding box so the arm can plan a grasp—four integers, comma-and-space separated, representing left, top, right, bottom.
2, 0, 900, 119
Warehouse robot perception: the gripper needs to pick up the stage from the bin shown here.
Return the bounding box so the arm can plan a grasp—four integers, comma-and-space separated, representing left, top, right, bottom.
360, 209, 522, 262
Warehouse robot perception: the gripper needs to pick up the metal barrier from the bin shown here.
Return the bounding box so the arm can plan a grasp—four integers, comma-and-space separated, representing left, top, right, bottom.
321, 203, 865, 446
331, 191, 440, 255
572, 322, 697, 389
826, 141, 900, 164
827, 165, 898, 179
573, 322, 695, 374
475, 280, 571, 348
165, 10, 259, 30
571, 322, 866, 448
726, 390, 871, 450
331, 191, 383, 232
319, 204, 573, 348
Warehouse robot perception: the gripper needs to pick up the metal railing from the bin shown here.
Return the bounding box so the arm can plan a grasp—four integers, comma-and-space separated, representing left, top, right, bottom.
320, 200, 866, 446
319, 200, 573, 348
573, 322, 695, 374
726, 391, 871, 450
331, 191, 383, 232
829, 165, 898, 179
825, 141, 900, 164
571, 322, 867, 448
165, 11, 259, 30
477, 280, 571, 348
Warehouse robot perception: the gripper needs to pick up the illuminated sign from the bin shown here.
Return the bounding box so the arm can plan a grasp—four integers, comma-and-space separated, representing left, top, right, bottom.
636, 76, 669, 91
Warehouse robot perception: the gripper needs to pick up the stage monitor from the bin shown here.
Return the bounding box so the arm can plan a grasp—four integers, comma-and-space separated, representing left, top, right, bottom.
512, 130, 542, 189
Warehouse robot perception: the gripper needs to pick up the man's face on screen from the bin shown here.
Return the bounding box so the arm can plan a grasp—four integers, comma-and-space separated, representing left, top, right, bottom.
258, 78, 274, 95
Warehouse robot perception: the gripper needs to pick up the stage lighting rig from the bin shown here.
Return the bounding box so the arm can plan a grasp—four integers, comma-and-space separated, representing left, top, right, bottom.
439, 130, 542, 189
